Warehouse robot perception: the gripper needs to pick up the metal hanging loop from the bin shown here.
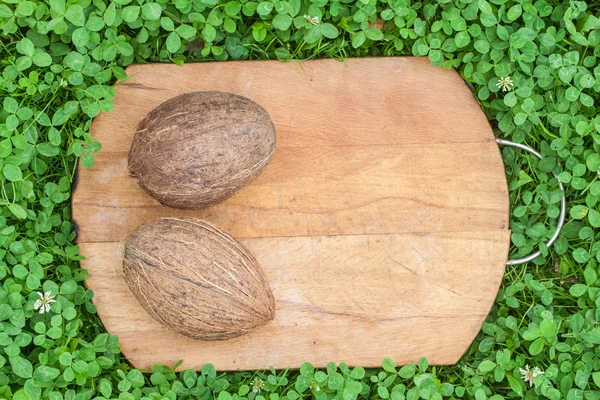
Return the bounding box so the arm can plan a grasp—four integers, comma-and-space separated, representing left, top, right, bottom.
496, 138, 567, 266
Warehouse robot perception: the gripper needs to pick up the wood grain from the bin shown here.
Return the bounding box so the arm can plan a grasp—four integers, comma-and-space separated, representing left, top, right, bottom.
73, 57, 510, 371
91, 58, 493, 152
81, 230, 509, 370
74, 142, 507, 242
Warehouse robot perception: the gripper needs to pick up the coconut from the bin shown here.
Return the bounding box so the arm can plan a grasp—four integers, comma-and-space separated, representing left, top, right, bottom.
122, 217, 275, 341
128, 91, 276, 209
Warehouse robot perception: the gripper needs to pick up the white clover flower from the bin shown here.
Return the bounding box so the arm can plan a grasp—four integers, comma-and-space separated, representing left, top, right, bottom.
34, 291, 56, 314
520, 365, 544, 387
496, 76, 514, 92
251, 378, 264, 393
311, 381, 320, 392
304, 14, 320, 25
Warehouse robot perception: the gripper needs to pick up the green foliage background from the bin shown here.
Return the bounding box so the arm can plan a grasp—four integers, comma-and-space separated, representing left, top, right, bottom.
1, 0, 600, 398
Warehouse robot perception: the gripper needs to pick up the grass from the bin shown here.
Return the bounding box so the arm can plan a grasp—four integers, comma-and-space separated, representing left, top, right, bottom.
1, 0, 600, 399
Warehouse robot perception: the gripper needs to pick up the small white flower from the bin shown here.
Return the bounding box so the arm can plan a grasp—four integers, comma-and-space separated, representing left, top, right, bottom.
311, 381, 320, 392
496, 76, 514, 92
304, 14, 320, 25
520, 365, 544, 387
34, 291, 56, 314
251, 378, 264, 393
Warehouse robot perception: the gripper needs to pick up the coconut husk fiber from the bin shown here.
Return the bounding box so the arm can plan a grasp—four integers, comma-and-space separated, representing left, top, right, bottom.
127, 91, 276, 209
122, 217, 276, 341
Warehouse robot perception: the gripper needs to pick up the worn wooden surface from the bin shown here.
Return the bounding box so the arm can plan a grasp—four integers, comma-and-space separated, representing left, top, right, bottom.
72, 57, 510, 371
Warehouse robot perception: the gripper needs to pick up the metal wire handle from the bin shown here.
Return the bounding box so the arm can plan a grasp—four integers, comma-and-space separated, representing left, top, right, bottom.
496, 138, 567, 265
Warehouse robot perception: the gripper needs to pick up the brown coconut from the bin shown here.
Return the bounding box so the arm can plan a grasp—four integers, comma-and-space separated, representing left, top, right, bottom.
128, 91, 276, 209
122, 218, 275, 341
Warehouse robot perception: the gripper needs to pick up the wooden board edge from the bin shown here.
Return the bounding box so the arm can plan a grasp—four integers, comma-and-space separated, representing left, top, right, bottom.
445, 230, 510, 366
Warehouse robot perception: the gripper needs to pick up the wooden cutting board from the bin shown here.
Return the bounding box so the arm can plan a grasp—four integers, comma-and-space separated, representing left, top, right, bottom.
73, 57, 510, 371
